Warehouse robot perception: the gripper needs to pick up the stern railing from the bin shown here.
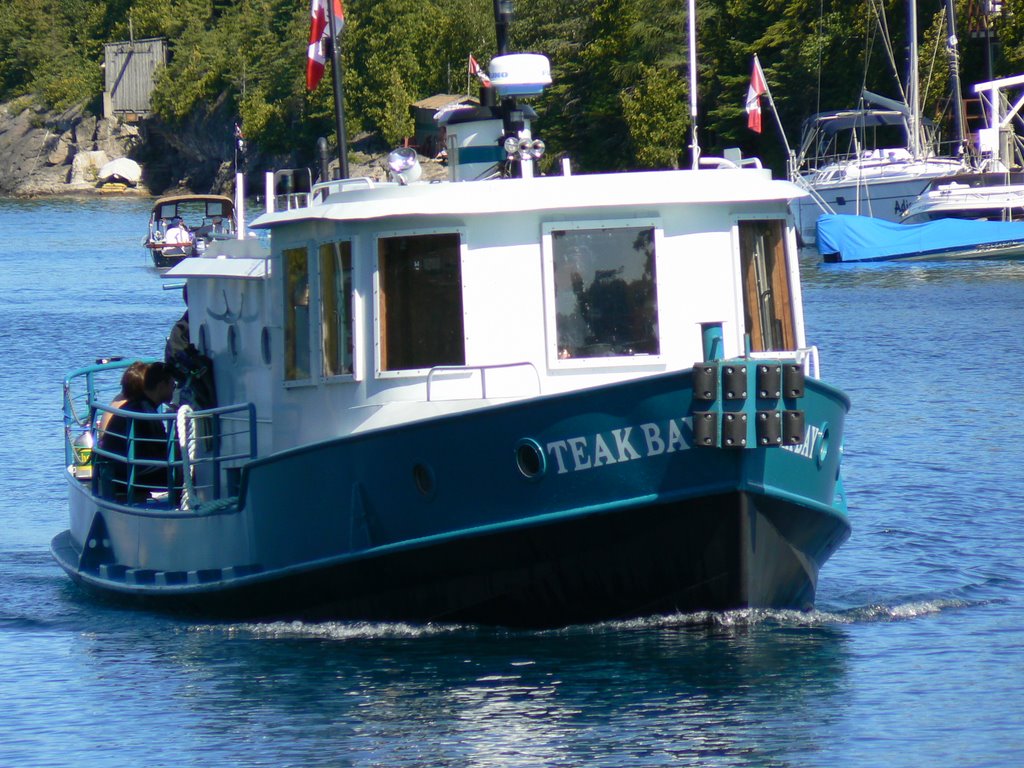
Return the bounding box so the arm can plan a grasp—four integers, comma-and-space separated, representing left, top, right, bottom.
63, 360, 257, 511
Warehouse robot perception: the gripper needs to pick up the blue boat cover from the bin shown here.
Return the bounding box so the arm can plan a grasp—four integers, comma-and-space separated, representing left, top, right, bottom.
816, 214, 1024, 262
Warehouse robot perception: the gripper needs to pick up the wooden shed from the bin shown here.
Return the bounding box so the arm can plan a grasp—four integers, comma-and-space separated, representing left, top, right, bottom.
103, 38, 167, 120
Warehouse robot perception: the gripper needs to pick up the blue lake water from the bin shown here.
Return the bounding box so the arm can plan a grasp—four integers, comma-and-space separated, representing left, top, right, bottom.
0, 196, 1021, 766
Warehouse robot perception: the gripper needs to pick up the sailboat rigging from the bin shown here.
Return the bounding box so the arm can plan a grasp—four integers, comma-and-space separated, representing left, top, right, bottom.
789, 0, 968, 245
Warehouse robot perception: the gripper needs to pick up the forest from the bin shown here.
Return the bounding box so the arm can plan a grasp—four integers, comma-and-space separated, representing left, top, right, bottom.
1, 0, 1023, 176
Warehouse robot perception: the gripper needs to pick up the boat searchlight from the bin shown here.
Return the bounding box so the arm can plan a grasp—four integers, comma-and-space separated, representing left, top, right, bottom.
386, 147, 422, 185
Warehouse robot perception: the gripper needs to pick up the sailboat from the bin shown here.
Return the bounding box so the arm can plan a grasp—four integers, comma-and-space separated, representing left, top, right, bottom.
791, 1, 967, 245
817, 73, 1024, 262
901, 73, 1024, 223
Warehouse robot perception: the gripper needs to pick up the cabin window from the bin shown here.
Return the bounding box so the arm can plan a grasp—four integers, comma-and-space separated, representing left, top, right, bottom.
319, 240, 353, 376
738, 219, 795, 351
548, 224, 660, 360
378, 232, 465, 372
284, 246, 311, 381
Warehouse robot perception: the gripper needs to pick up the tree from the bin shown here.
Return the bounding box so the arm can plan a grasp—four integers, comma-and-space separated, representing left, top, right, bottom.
2, 0, 1022, 179
621, 64, 688, 168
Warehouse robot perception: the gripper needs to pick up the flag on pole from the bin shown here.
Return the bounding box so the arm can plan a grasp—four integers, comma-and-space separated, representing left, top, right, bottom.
307, 0, 345, 91
746, 56, 767, 133
468, 55, 490, 85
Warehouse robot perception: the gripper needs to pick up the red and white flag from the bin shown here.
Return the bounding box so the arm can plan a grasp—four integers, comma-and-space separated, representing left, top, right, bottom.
468, 54, 490, 85
307, 0, 345, 91
746, 55, 767, 133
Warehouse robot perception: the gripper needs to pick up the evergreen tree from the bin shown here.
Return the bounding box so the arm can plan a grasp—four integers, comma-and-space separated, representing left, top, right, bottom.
0, 0, 1018, 176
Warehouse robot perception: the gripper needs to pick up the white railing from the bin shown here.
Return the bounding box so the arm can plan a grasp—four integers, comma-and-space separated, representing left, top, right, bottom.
747, 346, 820, 379
426, 362, 542, 402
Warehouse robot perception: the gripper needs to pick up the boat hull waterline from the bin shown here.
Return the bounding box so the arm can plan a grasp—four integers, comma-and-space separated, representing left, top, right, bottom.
53, 369, 850, 627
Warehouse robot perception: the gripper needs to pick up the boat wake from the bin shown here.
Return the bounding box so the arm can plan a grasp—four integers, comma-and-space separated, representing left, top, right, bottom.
185, 597, 987, 640
560, 598, 982, 633
187, 619, 473, 640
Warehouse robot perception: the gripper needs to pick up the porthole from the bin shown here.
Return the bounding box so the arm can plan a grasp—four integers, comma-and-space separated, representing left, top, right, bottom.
413, 463, 435, 498
228, 324, 239, 360
515, 438, 546, 480
260, 327, 272, 365
198, 323, 209, 355
816, 422, 831, 469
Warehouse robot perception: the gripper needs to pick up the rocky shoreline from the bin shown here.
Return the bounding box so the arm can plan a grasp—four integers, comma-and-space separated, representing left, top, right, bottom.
0, 98, 446, 199
0, 99, 148, 197
0, 96, 256, 198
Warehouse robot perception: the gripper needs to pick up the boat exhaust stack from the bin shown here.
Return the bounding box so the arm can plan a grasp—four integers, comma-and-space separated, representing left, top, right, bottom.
700, 322, 725, 362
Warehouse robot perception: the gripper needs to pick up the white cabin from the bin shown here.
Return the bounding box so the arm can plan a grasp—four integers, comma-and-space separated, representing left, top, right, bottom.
168, 167, 810, 458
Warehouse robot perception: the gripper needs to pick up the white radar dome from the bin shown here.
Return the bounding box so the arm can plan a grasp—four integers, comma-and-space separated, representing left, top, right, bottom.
488, 54, 552, 97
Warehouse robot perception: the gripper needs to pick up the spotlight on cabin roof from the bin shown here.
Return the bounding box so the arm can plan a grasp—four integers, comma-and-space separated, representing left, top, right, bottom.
488, 54, 551, 97
503, 136, 546, 162
386, 147, 422, 185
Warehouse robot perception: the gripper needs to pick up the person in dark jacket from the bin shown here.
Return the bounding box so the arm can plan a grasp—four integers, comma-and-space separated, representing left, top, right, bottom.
98, 362, 176, 501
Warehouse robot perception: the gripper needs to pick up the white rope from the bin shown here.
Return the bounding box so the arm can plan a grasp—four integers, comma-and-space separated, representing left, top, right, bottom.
176, 404, 197, 511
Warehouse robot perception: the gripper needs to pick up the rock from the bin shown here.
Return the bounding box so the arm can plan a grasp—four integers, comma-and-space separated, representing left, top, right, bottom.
99, 120, 141, 156
69, 150, 110, 186
75, 115, 98, 149
0, 98, 150, 196
46, 135, 72, 166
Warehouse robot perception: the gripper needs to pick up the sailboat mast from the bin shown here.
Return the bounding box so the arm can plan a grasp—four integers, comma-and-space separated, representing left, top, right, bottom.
945, 0, 966, 152
908, 0, 921, 159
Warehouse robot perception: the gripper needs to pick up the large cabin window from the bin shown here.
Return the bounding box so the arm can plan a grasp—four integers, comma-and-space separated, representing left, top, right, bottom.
284, 246, 311, 381
320, 240, 353, 376
378, 232, 465, 372
738, 219, 795, 351
547, 223, 660, 361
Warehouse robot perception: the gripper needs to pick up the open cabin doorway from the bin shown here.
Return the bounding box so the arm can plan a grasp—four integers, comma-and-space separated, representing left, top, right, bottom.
738, 220, 795, 352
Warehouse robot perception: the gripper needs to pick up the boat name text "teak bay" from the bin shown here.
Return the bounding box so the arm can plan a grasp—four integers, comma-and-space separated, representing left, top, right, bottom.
546, 419, 823, 474
545, 419, 689, 474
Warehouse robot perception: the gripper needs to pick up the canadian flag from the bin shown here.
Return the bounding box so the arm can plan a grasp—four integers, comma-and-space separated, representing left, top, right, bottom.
307, 0, 345, 91
746, 55, 767, 133
468, 55, 490, 85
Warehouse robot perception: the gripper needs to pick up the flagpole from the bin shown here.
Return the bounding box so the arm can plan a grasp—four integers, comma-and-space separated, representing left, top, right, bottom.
327, 0, 349, 179
756, 55, 793, 160
687, 0, 700, 169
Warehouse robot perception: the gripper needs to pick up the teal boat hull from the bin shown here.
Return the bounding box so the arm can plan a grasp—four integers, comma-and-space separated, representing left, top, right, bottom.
53, 366, 850, 627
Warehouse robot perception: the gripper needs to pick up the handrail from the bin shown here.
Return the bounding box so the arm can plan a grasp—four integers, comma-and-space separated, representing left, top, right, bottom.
747, 346, 820, 379
63, 360, 257, 510
426, 361, 542, 401
311, 177, 377, 203
788, 169, 837, 215
86, 401, 257, 508
698, 156, 763, 170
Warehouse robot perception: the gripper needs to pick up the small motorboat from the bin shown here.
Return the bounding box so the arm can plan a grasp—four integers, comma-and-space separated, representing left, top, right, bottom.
143, 194, 236, 269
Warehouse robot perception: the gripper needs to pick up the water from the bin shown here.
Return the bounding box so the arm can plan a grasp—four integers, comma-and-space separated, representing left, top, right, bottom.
1, 197, 1022, 766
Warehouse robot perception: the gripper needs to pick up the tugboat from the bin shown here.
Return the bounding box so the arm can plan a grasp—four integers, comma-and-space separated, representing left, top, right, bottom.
53, 3, 851, 627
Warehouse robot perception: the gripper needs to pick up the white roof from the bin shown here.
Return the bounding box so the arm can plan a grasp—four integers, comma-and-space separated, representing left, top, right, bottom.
253, 168, 807, 228
164, 240, 270, 279
165, 257, 269, 279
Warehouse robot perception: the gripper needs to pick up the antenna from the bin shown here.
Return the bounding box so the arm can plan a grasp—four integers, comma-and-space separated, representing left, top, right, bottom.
688, 0, 700, 169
